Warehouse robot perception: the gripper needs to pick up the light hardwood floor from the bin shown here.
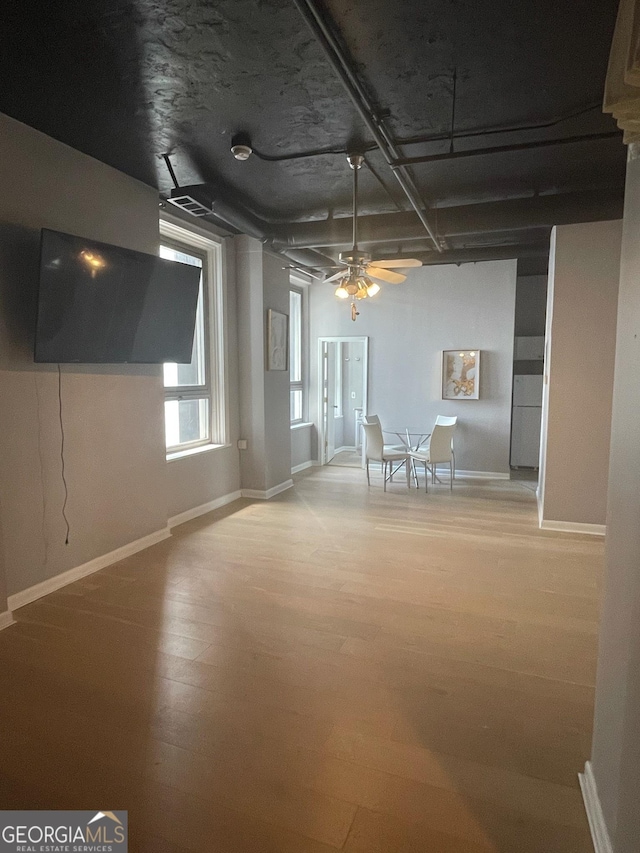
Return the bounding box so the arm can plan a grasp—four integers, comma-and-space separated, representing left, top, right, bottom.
0, 466, 602, 852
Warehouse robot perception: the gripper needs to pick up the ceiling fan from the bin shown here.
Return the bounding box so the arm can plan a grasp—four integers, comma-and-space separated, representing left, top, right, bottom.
324, 153, 423, 319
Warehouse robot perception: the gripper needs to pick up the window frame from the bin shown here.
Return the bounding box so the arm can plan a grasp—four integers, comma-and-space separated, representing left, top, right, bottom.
289, 287, 303, 424
289, 279, 309, 425
160, 217, 227, 457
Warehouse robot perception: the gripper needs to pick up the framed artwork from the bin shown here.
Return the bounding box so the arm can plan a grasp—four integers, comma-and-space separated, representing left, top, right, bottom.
442, 349, 480, 399
267, 309, 288, 370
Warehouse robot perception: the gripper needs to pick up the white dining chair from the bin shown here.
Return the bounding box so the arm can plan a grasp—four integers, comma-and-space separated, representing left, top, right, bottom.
409, 423, 456, 491
435, 415, 457, 480
362, 422, 410, 490
363, 414, 406, 455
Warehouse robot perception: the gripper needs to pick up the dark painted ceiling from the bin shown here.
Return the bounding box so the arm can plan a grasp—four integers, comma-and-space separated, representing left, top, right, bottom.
0, 0, 626, 265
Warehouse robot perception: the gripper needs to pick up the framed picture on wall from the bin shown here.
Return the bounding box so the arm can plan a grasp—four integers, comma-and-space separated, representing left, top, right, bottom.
267, 309, 288, 370
442, 350, 480, 399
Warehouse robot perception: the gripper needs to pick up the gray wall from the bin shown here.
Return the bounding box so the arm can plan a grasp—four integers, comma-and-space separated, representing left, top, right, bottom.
0, 113, 167, 597
310, 260, 517, 474
0, 509, 7, 614
236, 237, 268, 491
515, 274, 548, 336
263, 250, 293, 490
291, 424, 313, 470
0, 113, 244, 598
538, 220, 622, 527
514, 274, 547, 376
591, 147, 640, 853
236, 237, 291, 492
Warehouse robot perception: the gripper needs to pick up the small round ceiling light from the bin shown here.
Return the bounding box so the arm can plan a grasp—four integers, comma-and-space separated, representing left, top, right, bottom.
231, 133, 253, 161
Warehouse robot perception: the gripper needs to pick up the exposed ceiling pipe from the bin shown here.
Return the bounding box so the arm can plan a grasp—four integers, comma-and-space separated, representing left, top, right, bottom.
249, 101, 605, 163
291, 0, 444, 252
207, 198, 335, 268
404, 244, 550, 265
270, 188, 624, 250
346, 229, 552, 258
391, 131, 621, 168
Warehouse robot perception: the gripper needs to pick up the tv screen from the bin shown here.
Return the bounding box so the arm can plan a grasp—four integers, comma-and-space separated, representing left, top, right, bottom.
34, 229, 201, 364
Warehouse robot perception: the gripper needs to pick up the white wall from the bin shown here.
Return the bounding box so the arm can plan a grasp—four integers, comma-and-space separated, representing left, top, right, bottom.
340, 340, 366, 447
538, 220, 622, 529
310, 260, 517, 474
590, 147, 640, 853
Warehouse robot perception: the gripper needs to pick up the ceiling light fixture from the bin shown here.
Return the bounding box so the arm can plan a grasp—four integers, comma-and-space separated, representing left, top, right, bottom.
231, 133, 253, 161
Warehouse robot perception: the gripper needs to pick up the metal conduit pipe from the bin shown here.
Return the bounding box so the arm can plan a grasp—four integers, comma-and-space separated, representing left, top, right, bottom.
248, 101, 605, 163
410, 245, 550, 265
291, 0, 444, 252
390, 131, 621, 168
270, 189, 624, 250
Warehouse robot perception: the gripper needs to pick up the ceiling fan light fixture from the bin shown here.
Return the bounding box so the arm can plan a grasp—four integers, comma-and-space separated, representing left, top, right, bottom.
345, 276, 359, 296
331, 152, 421, 319
354, 275, 372, 299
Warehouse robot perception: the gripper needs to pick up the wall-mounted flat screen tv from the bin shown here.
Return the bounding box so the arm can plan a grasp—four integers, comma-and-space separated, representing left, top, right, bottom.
34, 229, 201, 364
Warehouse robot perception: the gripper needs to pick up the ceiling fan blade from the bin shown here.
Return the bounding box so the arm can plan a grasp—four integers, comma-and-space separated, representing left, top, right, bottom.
366, 266, 406, 284
370, 258, 423, 268
324, 270, 348, 284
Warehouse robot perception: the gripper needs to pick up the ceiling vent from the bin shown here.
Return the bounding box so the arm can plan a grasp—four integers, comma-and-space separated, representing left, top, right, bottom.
167, 185, 213, 217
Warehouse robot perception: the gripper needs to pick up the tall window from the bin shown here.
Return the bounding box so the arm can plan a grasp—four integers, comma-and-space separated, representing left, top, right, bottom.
289, 289, 303, 423
160, 220, 226, 456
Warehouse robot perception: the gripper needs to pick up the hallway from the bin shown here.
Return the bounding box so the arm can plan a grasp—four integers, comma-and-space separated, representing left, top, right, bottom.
0, 468, 601, 852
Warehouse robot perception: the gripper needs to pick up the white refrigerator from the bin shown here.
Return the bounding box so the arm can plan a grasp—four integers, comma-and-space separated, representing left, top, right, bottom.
510, 375, 543, 468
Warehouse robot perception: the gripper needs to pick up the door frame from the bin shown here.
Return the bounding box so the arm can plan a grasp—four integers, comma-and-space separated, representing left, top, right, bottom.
317, 336, 369, 466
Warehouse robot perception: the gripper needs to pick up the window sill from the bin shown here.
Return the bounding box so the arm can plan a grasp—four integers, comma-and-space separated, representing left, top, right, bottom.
290, 421, 313, 430
166, 443, 227, 462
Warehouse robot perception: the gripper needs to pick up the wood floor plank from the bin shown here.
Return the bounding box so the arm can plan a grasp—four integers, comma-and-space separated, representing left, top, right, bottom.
0, 468, 602, 851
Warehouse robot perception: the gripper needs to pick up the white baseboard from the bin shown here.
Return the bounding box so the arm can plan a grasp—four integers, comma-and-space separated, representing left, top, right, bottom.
291, 460, 314, 475
335, 445, 356, 454
241, 479, 294, 500
579, 762, 613, 853
7, 526, 172, 612
540, 519, 606, 537
169, 490, 242, 529
454, 470, 511, 480
0, 610, 15, 631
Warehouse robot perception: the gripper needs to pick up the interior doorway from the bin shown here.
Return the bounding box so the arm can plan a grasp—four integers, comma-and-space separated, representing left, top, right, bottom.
318, 336, 368, 466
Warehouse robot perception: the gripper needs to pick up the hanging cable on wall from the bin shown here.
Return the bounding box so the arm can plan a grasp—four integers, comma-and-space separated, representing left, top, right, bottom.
33, 373, 49, 565
57, 364, 70, 545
